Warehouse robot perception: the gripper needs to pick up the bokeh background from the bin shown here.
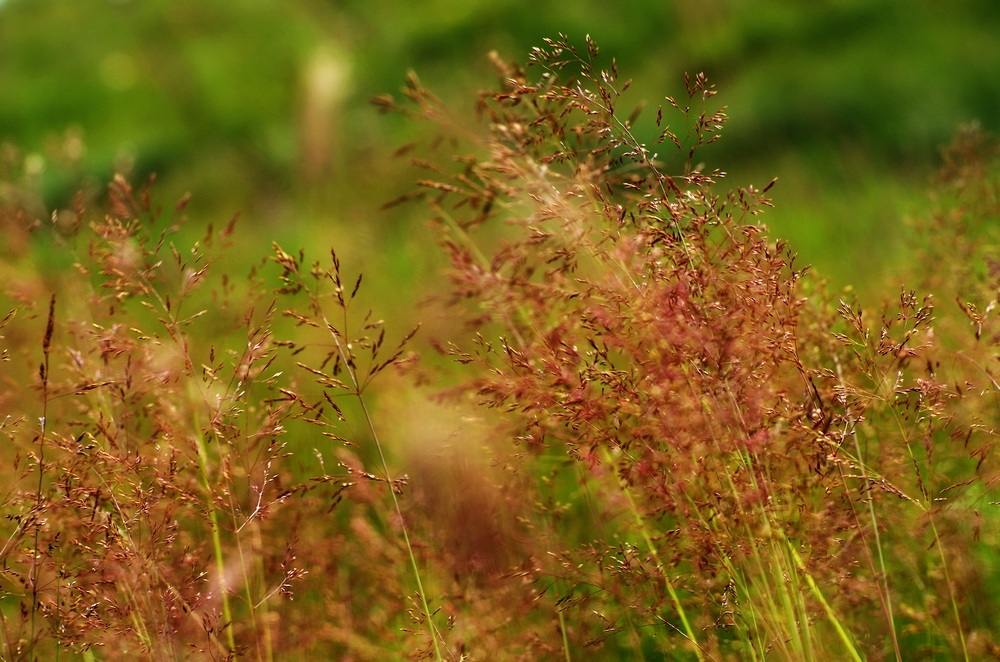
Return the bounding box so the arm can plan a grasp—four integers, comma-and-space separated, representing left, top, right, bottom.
2, 0, 999, 312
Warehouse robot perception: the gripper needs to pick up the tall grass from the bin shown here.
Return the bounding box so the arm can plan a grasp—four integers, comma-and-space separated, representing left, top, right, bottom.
383, 36, 1000, 659
0, 36, 997, 660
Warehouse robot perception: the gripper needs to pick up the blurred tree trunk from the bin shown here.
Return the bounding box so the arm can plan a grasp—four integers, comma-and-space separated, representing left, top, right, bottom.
300, 44, 350, 185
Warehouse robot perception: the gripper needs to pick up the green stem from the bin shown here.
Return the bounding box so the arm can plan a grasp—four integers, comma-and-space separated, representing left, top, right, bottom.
604, 447, 703, 660
784, 541, 862, 662
326, 314, 445, 661
195, 426, 237, 657
558, 606, 572, 662
847, 426, 902, 661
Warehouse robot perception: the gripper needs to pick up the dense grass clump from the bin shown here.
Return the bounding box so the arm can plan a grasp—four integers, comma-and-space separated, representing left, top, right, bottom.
0, 37, 998, 660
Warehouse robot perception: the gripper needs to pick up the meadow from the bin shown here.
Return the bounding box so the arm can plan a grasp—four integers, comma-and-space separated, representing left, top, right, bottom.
2, 7, 1000, 661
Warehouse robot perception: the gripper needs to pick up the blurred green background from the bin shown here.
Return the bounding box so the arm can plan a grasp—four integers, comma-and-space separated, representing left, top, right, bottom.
2, 0, 998, 312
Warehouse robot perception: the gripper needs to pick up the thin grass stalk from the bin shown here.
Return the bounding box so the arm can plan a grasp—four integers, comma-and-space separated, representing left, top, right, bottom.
128, 608, 154, 655
783, 539, 862, 662
537, 377, 704, 654
322, 313, 445, 661
122, 534, 158, 654
1, 612, 9, 657
925, 511, 970, 661
723, 436, 845, 660
605, 446, 704, 660
733, 565, 766, 661
30, 294, 56, 655
83, 384, 215, 659
864, 351, 970, 660
231, 525, 262, 661
227, 482, 276, 662
780, 542, 810, 660
163, 575, 231, 655
831, 349, 908, 660
844, 423, 903, 662
699, 434, 805, 660
723, 470, 803, 659
889, 409, 970, 660
720, 380, 818, 659
720, 371, 853, 660
558, 607, 572, 662
194, 425, 237, 656
248, 520, 276, 662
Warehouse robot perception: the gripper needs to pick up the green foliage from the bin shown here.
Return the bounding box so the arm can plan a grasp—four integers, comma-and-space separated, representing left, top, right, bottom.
2, 1, 998, 292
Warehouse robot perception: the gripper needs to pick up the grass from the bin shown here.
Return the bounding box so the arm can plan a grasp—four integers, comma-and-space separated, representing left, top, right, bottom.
0, 36, 998, 660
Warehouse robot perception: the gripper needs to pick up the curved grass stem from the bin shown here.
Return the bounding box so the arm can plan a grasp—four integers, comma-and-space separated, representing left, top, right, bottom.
323, 312, 445, 661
